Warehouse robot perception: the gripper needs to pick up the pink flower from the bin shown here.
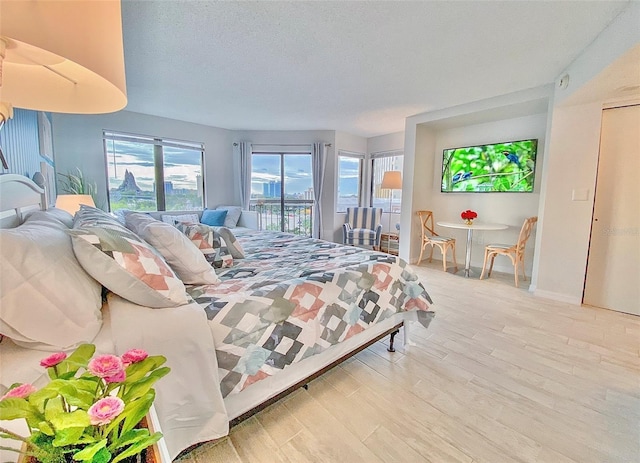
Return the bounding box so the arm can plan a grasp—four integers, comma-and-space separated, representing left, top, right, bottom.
121, 349, 148, 365
104, 369, 126, 384
40, 352, 67, 368
1, 383, 37, 400
88, 397, 125, 425
88, 355, 124, 379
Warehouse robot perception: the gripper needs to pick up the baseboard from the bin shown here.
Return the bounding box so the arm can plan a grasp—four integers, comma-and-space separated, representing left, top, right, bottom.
533, 289, 582, 305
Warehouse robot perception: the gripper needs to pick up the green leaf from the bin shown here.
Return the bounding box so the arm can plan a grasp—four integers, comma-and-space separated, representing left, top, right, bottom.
0, 397, 40, 421
52, 426, 85, 447
120, 391, 155, 436
72, 438, 107, 461
109, 427, 149, 451
37, 421, 56, 436
123, 367, 170, 402
91, 446, 112, 463
111, 432, 162, 463
123, 356, 167, 384
44, 396, 65, 421
50, 409, 90, 430
57, 344, 96, 377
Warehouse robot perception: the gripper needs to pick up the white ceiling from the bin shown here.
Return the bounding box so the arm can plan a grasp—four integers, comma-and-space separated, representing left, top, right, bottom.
121, 0, 630, 138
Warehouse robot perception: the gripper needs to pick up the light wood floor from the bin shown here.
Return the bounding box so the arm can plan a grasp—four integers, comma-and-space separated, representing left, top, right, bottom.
175, 262, 640, 463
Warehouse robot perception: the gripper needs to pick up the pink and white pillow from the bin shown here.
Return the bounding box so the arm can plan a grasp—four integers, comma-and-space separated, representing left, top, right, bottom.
71, 206, 188, 308
177, 223, 234, 268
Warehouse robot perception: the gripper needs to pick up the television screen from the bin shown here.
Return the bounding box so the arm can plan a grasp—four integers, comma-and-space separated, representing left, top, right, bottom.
441, 139, 538, 193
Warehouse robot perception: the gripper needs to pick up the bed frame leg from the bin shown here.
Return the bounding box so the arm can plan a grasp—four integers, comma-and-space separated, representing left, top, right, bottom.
387, 329, 400, 352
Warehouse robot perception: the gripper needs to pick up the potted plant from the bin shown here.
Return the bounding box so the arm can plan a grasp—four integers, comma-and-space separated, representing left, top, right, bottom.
0, 344, 169, 463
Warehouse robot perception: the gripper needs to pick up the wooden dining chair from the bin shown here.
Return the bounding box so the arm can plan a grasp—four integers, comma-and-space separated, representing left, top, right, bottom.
416, 210, 457, 272
479, 216, 538, 287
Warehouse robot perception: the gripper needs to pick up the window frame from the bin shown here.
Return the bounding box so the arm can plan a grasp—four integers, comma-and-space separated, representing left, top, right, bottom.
336, 150, 365, 213
369, 150, 404, 212
103, 130, 205, 212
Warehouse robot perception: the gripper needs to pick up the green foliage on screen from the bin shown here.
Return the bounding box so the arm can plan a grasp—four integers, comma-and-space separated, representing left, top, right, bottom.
441, 139, 537, 193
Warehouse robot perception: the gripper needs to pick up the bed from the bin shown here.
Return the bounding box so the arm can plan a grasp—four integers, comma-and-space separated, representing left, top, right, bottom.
0, 174, 434, 461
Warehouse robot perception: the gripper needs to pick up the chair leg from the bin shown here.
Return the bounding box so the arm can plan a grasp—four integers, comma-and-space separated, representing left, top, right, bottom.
451, 241, 458, 271
417, 243, 425, 265
513, 257, 519, 288
480, 248, 490, 280
428, 245, 434, 263
488, 254, 496, 277
441, 244, 448, 272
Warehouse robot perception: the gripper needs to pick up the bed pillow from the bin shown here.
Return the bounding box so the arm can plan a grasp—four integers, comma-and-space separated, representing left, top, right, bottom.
125, 213, 219, 285
201, 209, 227, 227
215, 206, 242, 228
217, 227, 245, 259
0, 211, 103, 350
161, 213, 200, 226
24, 207, 74, 228
71, 206, 188, 308
176, 223, 233, 268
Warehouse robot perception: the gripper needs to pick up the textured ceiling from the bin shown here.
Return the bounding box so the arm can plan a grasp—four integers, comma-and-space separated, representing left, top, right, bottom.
121, 1, 630, 137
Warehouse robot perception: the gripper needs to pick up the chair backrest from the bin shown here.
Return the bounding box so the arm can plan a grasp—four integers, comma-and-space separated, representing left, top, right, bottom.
516, 216, 538, 253
416, 210, 438, 240
345, 207, 383, 230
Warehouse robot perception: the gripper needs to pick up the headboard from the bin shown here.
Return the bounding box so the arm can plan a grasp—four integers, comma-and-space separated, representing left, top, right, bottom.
0, 174, 47, 228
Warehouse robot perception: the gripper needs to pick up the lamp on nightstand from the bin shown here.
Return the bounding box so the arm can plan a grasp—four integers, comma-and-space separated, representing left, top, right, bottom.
55, 194, 95, 216
381, 171, 402, 251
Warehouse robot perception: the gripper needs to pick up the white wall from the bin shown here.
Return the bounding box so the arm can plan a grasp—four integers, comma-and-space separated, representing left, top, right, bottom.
52, 110, 233, 209
532, 3, 640, 303
533, 103, 602, 303
408, 114, 546, 273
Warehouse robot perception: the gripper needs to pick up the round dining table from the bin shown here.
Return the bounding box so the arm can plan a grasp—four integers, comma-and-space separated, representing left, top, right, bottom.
436, 221, 508, 277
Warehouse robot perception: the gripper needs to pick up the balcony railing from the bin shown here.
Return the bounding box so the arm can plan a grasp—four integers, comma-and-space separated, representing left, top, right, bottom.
250, 199, 314, 237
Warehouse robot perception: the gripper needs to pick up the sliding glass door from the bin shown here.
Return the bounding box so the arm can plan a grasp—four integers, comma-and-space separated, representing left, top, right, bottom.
251, 153, 313, 236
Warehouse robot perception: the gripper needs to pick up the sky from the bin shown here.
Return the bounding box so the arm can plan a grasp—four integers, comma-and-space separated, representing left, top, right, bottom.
106, 141, 360, 197
106, 140, 201, 191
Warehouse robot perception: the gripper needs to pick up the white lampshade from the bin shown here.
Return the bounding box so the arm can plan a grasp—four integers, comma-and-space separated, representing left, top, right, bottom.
0, 0, 127, 118
381, 171, 402, 190
55, 194, 95, 215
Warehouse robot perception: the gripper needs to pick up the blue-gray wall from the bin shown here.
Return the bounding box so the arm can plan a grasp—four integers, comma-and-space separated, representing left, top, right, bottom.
0, 108, 52, 178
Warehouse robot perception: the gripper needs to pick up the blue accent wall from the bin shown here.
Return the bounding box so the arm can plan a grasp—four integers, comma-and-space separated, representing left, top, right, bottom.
0, 108, 52, 178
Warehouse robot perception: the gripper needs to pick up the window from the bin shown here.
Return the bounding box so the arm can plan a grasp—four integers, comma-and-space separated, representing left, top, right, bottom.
103, 131, 204, 212
336, 151, 364, 212
371, 151, 403, 212
250, 152, 313, 236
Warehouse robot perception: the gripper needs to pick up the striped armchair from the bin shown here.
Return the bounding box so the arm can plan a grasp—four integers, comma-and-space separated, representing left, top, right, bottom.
342, 207, 384, 248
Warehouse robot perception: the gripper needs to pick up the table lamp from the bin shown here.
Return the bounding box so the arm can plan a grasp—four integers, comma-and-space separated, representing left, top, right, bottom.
55, 195, 95, 216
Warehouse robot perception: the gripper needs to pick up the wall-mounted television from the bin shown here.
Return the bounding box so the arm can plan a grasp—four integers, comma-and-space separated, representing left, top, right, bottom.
441, 139, 538, 193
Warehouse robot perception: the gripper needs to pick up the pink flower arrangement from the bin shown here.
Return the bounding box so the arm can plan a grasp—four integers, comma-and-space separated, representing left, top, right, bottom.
88, 396, 125, 425
1, 383, 36, 400
39, 352, 67, 368
122, 348, 148, 365
0, 344, 169, 463
88, 354, 124, 378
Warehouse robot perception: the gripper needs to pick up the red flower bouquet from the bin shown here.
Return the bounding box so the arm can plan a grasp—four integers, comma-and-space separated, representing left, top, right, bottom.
461, 210, 478, 225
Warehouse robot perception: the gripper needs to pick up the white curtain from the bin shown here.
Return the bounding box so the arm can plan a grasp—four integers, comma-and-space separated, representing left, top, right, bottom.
234, 142, 252, 210
312, 142, 327, 239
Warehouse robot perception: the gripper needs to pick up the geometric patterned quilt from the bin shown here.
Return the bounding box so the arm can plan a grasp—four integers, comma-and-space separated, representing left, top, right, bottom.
187, 230, 433, 398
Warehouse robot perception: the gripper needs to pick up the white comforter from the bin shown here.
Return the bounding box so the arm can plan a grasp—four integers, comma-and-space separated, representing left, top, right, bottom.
107, 294, 228, 459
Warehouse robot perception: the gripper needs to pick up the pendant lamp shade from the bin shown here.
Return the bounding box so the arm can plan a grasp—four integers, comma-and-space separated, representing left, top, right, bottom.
0, 0, 127, 116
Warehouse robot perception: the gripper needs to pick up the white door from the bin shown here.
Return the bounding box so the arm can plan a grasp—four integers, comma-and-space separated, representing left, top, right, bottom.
584, 105, 640, 315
